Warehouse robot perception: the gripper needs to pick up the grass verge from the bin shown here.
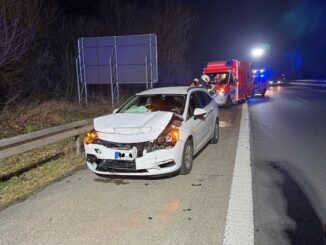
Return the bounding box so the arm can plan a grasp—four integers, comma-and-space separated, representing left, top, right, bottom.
0, 139, 86, 210
0, 99, 117, 209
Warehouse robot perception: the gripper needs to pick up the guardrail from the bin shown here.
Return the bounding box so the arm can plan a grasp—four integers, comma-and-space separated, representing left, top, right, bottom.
286, 80, 326, 89
0, 119, 93, 160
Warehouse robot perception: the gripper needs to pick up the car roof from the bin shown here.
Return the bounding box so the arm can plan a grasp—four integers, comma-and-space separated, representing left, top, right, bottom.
137, 86, 206, 95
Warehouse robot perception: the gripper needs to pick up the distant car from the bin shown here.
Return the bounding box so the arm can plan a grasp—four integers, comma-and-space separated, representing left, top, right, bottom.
84, 86, 219, 177
252, 77, 267, 97
268, 79, 282, 86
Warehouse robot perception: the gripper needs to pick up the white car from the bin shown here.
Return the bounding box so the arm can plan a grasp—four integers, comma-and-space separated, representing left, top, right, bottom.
84, 86, 219, 176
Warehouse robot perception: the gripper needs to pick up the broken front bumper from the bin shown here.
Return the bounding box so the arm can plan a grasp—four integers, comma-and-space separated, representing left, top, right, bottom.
84, 140, 185, 176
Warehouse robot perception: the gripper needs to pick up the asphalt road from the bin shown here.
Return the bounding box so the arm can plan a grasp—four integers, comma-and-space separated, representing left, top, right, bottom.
249, 85, 326, 245
0, 106, 242, 245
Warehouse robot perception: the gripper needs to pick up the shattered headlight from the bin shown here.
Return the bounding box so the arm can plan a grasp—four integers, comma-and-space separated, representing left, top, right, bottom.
154, 115, 182, 149
156, 127, 179, 146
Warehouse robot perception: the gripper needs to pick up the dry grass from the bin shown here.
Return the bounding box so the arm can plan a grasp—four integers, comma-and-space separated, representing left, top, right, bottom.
0, 139, 73, 180
0, 99, 113, 209
0, 99, 112, 139
0, 149, 86, 210
0, 138, 87, 209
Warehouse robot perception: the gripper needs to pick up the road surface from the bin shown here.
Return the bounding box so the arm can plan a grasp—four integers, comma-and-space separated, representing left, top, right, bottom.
0, 106, 242, 245
249, 85, 326, 245
0, 85, 325, 245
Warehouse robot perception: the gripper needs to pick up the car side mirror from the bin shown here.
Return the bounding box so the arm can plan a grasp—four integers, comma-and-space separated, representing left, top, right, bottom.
194, 108, 207, 119
112, 109, 118, 114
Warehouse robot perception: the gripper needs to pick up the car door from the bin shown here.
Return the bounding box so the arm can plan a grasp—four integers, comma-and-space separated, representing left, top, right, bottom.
196, 91, 215, 143
186, 91, 210, 152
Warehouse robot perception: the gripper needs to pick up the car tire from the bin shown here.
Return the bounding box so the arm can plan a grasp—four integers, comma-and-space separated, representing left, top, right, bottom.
179, 138, 194, 175
261, 89, 266, 97
210, 119, 219, 144
223, 95, 232, 108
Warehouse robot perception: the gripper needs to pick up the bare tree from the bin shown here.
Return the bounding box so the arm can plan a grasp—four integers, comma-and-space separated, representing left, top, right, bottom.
94, 0, 198, 84
0, 0, 35, 106
144, 0, 198, 83
0, 3, 33, 67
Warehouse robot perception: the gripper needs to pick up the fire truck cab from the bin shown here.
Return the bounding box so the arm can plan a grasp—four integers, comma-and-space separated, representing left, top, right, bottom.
203, 59, 253, 108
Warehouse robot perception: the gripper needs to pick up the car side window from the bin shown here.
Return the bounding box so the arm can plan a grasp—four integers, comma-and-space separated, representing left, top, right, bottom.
195, 91, 209, 108
201, 91, 212, 104
187, 93, 199, 120
229, 73, 235, 85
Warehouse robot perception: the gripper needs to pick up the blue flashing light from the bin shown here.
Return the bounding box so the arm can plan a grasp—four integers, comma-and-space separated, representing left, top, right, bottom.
260, 74, 265, 78
226, 60, 233, 67
202, 62, 208, 69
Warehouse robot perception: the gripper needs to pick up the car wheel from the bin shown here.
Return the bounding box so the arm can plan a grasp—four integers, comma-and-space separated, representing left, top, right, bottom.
210, 119, 219, 144
180, 138, 194, 175
261, 89, 266, 97
223, 95, 232, 108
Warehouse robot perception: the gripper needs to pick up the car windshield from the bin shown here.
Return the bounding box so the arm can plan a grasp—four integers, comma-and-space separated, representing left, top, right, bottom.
207, 72, 229, 84
118, 94, 186, 115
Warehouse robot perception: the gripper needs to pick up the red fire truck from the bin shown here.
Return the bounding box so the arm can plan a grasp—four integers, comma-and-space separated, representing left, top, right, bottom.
202, 59, 253, 108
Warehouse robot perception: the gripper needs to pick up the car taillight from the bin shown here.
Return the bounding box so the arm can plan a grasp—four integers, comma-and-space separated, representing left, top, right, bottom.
84, 130, 98, 145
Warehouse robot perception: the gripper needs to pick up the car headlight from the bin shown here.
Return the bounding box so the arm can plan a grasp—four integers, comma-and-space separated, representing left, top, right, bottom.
84, 130, 98, 145
215, 88, 224, 96
154, 115, 182, 148
156, 127, 179, 146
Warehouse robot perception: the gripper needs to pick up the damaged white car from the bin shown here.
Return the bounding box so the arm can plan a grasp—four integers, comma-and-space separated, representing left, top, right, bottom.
84, 86, 219, 176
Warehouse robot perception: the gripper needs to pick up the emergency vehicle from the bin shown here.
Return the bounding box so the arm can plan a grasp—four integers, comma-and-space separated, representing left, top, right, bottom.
202, 59, 253, 108
252, 70, 268, 97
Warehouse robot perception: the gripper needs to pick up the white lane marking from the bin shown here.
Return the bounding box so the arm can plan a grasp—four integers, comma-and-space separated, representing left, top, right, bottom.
223, 103, 254, 245
292, 96, 309, 103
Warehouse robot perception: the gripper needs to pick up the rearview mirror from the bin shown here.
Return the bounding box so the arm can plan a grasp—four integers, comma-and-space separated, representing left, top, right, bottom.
194, 108, 207, 118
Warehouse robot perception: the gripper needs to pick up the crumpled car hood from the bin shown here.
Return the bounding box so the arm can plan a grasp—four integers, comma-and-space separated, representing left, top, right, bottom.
94, 111, 174, 143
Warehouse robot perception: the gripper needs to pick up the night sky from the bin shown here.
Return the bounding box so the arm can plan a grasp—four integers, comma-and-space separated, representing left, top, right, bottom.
58, 0, 326, 79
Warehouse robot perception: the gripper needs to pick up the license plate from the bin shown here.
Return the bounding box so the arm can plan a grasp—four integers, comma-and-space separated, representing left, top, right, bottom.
114, 148, 137, 160
114, 152, 120, 159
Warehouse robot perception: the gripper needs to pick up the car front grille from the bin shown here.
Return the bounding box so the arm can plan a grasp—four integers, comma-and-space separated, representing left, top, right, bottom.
96, 159, 135, 170
94, 139, 154, 157
93, 158, 147, 173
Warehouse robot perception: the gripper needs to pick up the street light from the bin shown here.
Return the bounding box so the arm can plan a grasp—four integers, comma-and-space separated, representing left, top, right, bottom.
251, 48, 264, 58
